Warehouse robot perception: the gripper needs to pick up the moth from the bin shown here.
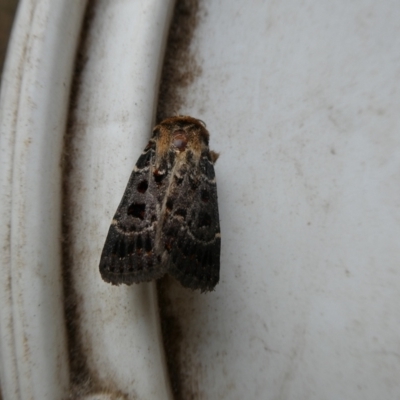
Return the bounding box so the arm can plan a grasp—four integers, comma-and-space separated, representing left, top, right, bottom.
99, 116, 221, 291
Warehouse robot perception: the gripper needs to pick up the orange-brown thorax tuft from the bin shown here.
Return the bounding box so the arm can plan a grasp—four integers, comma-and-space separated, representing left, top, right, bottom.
154, 116, 210, 160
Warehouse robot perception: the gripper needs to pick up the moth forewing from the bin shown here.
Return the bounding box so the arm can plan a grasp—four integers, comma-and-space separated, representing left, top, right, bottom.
99, 137, 165, 285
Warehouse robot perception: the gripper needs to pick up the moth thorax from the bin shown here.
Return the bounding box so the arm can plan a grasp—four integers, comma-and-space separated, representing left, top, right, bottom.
172, 130, 188, 152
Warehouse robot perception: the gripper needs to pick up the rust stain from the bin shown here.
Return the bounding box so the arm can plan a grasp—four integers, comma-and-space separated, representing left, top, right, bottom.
62, 1, 105, 398
156, 0, 209, 398
158, 276, 212, 400
62, 0, 132, 396
156, 0, 202, 123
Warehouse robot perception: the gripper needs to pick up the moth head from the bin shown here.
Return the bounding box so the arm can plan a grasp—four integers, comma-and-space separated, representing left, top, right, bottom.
155, 116, 210, 158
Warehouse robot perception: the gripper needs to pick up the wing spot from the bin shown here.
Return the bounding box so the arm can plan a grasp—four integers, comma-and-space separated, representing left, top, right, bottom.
164, 237, 174, 252
145, 236, 153, 252
127, 203, 146, 220
175, 208, 187, 219
190, 178, 200, 191
154, 169, 166, 185
201, 189, 210, 202
198, 211, 212, 228
175, 175, 184, 185
166, 198, 174, 211
136, 236, 143, 253
136, 152, 151, 169
137, 180, 149, 193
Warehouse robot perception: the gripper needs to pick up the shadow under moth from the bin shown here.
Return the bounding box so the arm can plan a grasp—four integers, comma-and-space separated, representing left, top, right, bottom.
99, 116, 221, 292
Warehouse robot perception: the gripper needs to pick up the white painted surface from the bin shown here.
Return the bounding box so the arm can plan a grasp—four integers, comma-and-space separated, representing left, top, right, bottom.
0, 0, 174, 399
170, 1, 400, 399
1, 0, 400, 399
60, 1, 174, 399
0, 1, 87, 399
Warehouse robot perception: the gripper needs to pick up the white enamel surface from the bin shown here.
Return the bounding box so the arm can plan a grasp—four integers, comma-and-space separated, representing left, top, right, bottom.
169, 1, 400, 399
66, 1, 174, 399
0, 1, 87, 399
2, 0, 400, 399
0, 0, 174, 399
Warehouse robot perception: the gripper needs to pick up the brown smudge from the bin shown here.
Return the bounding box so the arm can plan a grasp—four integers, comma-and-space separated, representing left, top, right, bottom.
156, 0, 202, 122
156, 1, 207, 398
62, 1, 128, 398
62, 0, 98, 395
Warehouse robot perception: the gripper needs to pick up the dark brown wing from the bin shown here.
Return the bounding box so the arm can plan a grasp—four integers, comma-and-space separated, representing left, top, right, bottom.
99, 138, 167, 285
159, 151, 221, 291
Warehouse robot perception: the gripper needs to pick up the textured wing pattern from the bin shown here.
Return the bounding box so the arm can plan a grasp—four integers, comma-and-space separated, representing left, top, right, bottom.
100, 139, 166, 284
160, 151, 221, 291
